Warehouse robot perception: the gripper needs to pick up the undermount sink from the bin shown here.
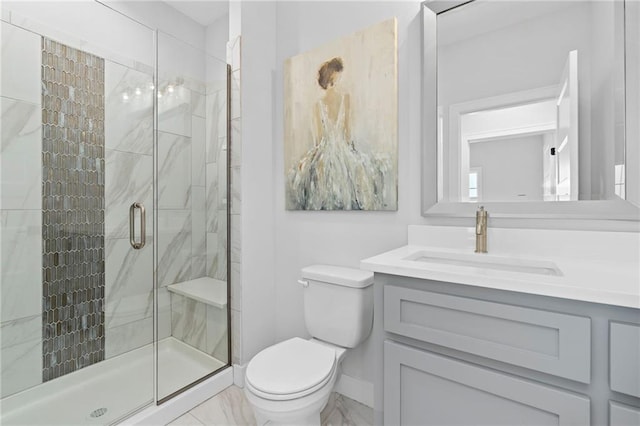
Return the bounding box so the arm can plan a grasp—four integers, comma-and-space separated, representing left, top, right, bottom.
404, 250, 562, 276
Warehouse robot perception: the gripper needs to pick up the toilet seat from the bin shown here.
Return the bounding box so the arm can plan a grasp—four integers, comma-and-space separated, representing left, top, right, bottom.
245, 338, 337, 401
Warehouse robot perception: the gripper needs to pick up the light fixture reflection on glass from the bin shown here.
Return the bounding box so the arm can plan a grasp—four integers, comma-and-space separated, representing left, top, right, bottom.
167, 85, 174, 93
157, 92, 163, 98
122, 92, 129, 102
135, 87, 142, 96
149, 83, 155, 90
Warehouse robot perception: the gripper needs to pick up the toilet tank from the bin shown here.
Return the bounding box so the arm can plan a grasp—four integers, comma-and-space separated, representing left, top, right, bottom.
300, 265, 374, 348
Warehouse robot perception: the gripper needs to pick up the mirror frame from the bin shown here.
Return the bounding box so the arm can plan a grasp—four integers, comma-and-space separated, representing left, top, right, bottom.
421, 0, 640, 221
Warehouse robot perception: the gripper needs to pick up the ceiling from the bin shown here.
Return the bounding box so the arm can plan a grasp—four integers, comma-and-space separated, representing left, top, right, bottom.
164, 0, 229, 27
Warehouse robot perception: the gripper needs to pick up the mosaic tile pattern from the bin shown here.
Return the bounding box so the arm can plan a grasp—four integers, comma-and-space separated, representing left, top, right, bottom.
41, 38, 106, 381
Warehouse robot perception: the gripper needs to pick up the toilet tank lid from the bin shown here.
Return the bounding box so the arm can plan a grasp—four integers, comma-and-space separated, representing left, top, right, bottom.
301, 265, 374, 288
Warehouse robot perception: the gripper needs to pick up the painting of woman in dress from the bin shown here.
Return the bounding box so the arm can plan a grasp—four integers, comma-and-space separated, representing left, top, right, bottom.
284, 18, 397, 211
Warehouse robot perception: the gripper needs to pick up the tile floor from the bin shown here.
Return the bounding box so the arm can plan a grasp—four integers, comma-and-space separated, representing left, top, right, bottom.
166, 386, 373, 425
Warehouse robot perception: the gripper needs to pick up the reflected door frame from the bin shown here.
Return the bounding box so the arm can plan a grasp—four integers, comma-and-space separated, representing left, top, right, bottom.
447, 85, 558, 201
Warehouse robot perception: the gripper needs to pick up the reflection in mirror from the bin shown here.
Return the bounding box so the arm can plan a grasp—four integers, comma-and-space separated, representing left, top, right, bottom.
437, 0, 625, 204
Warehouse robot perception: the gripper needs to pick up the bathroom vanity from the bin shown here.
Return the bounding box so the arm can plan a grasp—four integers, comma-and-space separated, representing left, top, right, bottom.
362, 226, 640, 426
374, 0, 640, 424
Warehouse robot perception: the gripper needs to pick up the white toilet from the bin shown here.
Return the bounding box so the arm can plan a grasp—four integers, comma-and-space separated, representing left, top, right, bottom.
244, 265, 374, 426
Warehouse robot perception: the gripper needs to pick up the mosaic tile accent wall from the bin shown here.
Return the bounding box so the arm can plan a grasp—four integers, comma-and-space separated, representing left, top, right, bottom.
41, 38, 106, 381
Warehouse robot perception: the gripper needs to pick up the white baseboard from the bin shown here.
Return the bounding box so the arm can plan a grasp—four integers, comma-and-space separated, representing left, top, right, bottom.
123, 367, 233, 425
233, 363, 246, 388
334, 374, 374, 408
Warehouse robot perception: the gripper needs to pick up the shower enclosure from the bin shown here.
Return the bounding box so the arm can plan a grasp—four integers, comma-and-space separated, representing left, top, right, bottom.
0, 1, 231, 424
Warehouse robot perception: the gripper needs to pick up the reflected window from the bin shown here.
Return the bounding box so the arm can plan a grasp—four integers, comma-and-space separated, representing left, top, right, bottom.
615, 164, 625, 199
469, 168, 481, 201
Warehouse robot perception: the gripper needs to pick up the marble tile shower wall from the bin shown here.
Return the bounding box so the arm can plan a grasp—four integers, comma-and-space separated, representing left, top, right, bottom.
1, 21, 44, 398
1, 20, 156, 396
103, 57, 154, 359
158, 66, 228, 357
227, 36, 243, 366
0, 20, 229, 398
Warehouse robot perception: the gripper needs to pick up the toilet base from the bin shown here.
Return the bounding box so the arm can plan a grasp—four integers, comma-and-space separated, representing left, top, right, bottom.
245, 375, 334, 426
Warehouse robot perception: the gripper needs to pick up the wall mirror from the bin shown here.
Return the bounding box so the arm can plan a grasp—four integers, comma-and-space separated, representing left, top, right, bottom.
422, 0, 640, 220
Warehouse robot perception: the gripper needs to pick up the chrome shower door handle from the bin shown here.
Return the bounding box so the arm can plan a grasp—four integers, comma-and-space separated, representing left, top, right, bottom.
129, 202, 146, 249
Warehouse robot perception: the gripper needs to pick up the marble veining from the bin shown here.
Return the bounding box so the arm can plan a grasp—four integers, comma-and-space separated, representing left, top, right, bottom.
191, 115, 207, 187
105, 60, 153, 155
215, 214, 228, 281
206, 305, 228, 361
321, 393, 374, 426
230, 70, 241, 120
183, 385, 256, 426
0, 332, 42, 398
191, 186, 207, 279
171, 294, 206, 352
191, 91, 206, 118
104, 149, 153, 239
206, 162, 219, 232
230, 309, 242, 366
217, 144, 228, 209
206, 90, 225, 164
230, 119, 241, 167
158, 83, 192, 137
104, 237, 153, 329
1, 21, 41, 104
229, 36, 241, 72
1, 97, 42, 210
227, 35, 243, 366
105, 238, 153, 299
206, 232, 220, 279
0, 210, 42, 322
158, 210, 193, 287
230, 262, 242, 311
158, 287, 172, 340
166, 386, 373, 426
0, 314, 40, 349
105, 316, 152, 359
158, 131, 192, 209
231, 164, 242, 215
230, 215, 241, 264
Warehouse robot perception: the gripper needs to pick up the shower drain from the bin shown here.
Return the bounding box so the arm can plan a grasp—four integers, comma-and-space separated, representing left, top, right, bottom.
90, 408, 108, 418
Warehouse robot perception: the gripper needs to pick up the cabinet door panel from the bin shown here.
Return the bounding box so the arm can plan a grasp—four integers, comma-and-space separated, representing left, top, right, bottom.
384, 285, 591, 383
384, 341, 590, 426
610, 401, 640, 426
610, 322, 640, 397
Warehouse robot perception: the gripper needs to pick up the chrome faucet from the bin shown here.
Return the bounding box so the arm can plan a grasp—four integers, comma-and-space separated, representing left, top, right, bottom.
475, 206, 488, 253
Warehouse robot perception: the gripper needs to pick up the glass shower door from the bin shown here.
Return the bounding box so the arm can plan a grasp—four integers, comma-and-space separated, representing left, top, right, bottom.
0, 2, 155, 424
156, 30, 230, 402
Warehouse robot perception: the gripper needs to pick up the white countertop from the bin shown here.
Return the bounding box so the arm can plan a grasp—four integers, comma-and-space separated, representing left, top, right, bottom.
361, 226, 640, 309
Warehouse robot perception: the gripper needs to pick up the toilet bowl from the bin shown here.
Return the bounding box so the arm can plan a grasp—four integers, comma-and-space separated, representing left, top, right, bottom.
243, 265, 374, 426
244, 338, 346, 426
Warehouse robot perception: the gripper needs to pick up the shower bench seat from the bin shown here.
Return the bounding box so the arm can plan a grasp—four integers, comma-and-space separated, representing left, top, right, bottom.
167, 277, 228, 309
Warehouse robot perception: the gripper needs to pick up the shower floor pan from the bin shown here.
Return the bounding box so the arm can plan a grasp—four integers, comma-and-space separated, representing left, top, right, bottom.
1, 337, 225, 425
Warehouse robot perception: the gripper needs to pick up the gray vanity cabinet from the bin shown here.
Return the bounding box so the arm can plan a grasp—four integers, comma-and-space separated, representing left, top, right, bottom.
384, 285, 591, 383
374, 275, 640, 426
610, 402, 640, 426
610, 322, 640, 398
384, 340, 590, 426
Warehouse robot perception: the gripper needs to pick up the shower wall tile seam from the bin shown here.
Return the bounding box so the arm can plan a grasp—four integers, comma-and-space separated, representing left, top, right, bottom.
106, 314, 152, 329
0, 95, 40, 106
157, 129, 193, 139
103, 148, 153, 156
